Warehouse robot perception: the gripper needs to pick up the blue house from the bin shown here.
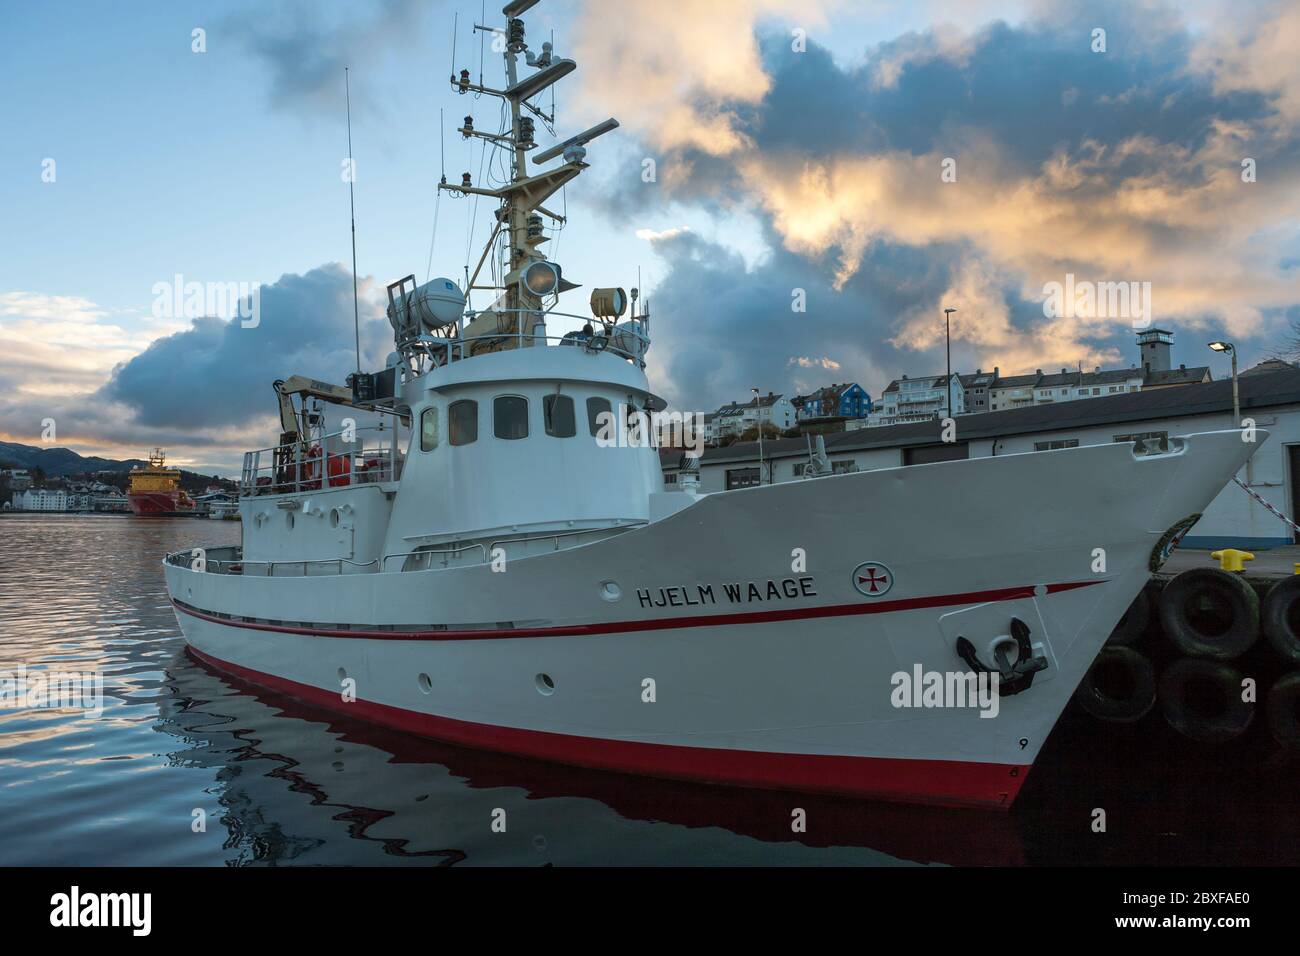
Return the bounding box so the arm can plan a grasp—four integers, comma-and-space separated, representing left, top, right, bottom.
795, 383, 872, 421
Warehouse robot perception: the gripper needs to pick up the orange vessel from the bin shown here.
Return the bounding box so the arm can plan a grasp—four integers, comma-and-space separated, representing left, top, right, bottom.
127, 449, 195, 517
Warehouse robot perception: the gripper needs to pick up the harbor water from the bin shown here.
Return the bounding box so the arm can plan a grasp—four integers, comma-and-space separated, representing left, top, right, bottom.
1, 514, 1296, 866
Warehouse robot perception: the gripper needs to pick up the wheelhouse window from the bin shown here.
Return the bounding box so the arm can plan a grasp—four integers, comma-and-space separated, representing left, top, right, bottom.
544, 394, 576, 438
420, 407, 438, 452
449, 400, 478, 445
494, 395, 529, 440
587, 396, 612, 438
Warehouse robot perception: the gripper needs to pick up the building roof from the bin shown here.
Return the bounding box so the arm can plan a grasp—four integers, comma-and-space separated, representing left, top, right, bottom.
1244, 358, 1297, 376
1143, 365, 1211, 386
717, 392, 785, 415
992, 373, 1039, 388
882, 374, 952, 394
1036, 371, 1077, 388
1080, 367, 1142, 385
704, 367, 1300, 465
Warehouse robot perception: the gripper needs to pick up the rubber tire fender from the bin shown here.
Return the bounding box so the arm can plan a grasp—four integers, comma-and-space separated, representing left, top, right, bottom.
1158, 657, 1255, 743
1260, 577, 1300, 667
1157, 568, 1259, 660
1073, 647, 1156, 723
1265, 671, 1300, 749
1106, 588, 1151, 647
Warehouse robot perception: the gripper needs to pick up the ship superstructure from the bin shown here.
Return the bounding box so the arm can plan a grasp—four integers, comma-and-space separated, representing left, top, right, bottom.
162, 0, 1264, 808
128, 449, 194, 517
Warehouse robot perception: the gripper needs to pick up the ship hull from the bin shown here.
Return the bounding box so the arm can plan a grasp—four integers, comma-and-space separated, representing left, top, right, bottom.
163, 430, 1259, 808
185, 640, 1030, 805
128, 491, 193, 517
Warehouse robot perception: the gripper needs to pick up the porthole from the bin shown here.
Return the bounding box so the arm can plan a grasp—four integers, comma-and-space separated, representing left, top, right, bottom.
535, 673, 555, 696
418, 673, 433, 694
286, 511, 295, 531
599, 581, 622, 602
329, 507, 340, 528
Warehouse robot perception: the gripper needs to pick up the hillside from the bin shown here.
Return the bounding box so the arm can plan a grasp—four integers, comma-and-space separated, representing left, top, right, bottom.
0, 441, 234, 492
0, 441, 147, 476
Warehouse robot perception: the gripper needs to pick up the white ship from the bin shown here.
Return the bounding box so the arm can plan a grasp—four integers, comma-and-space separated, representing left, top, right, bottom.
164, 0, 1262, 809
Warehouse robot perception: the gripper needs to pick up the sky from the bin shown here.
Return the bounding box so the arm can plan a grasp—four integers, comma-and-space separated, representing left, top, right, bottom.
1, 0, 1297, 475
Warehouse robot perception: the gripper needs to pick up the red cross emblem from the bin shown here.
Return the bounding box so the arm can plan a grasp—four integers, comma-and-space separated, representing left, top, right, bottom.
852, 561, 893, 597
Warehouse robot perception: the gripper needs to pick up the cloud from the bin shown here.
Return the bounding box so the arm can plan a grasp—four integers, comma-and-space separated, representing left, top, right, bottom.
0, 293, 182, 401
788, 356, 842, 370
223, 0, 427, 115
1190, 0, 1300, 129
0, 264, 391, 474
571, 0, 836, 156
575, 0, 1300, 407
101, 264, 388, 430
640, 229, 895, 410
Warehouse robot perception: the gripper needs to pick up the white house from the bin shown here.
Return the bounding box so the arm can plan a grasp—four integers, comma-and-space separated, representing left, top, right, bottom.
871, 373, 964, 426
11, 489, 68, 511
711, 392, 795, 440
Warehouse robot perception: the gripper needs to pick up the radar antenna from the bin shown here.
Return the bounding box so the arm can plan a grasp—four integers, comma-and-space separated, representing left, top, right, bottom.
436, 0, 619, 357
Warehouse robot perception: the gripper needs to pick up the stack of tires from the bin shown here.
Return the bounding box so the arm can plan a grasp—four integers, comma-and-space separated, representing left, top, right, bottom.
1074, 569, 1300, 750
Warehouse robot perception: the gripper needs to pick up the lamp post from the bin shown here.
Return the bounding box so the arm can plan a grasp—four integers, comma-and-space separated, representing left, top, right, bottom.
752, 387, 765, 484
1208, 341, 1239, 427
1209, 340, 1247, 484
943, 308, 957, 417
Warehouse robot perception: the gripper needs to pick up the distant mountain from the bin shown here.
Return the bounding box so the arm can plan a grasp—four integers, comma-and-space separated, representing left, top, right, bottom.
0, 441, 236, 491
0, 441, 146, 476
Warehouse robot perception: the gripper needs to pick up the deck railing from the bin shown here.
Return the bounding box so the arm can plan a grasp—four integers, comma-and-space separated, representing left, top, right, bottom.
240, 424, 402, 496
399, 315, 650, 370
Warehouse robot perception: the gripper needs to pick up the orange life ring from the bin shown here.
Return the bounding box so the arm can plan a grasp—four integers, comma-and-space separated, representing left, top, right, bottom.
299, 444, 323, 490
327, 453, 352, 487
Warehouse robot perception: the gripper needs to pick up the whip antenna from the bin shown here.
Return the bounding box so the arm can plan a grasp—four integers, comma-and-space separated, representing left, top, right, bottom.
345, 67, 361, 373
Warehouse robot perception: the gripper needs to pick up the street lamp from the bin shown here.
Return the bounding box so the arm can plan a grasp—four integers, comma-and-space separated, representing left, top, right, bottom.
752, 386, 765, 485
943, 308, 957, 417
1208, 341, 1239, 427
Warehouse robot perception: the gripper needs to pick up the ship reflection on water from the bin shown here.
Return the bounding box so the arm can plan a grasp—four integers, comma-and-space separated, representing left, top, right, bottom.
161, 647, 1300, 867
159, 651, 1025, 866
1, 515, 1297, 867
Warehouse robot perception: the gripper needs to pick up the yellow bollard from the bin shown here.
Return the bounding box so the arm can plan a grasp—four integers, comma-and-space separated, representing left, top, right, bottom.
1210, 548, 1255, 572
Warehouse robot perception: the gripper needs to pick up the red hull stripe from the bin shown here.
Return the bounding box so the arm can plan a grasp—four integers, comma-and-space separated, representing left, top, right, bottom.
185, 645, 1030, 808
172, 579, 1099, 642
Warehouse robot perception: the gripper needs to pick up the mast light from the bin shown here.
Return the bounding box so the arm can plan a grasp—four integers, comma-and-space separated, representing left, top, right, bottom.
523, 261, 562, 296
590, 287, 628, 319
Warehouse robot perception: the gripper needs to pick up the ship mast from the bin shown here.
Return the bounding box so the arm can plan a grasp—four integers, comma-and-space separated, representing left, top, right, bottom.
441, 0, 618, 348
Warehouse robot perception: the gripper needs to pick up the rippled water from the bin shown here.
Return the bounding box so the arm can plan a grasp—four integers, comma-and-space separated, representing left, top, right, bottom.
1, 514, 1296, 866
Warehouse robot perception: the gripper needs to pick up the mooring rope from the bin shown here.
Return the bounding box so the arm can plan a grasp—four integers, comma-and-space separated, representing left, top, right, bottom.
1232, 475, 1300, 535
